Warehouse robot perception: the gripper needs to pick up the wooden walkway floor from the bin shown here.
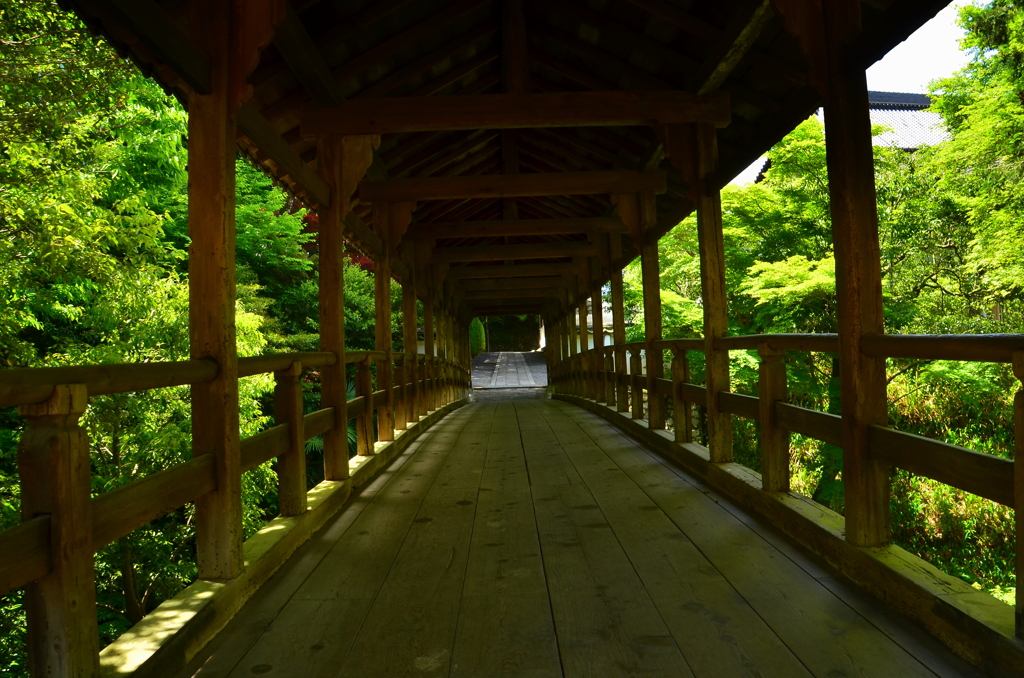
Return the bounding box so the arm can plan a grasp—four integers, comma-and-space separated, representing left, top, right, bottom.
472, 351, 546, 388
180, 397, 979, 678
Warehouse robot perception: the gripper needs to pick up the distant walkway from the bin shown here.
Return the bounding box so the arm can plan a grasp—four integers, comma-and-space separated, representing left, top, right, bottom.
472, 351, 547, 388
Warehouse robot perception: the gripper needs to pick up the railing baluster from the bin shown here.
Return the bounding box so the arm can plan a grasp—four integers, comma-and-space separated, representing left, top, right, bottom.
602, 350, 610, 409
758, 345, 790, 493
274, 361, 307, 516
18, 384, 100, 676
630, 348, 643, 420
356, 357, 374, 455
395, 355, 408, 431
671, 348, 692, 444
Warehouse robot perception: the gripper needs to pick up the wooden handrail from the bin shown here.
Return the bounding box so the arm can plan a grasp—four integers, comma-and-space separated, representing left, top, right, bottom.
238, 352, 335, 377
861, 333, 1024, 363
0, 361, 469, 598
0, 359, 218, 408
717, 334, 839, 353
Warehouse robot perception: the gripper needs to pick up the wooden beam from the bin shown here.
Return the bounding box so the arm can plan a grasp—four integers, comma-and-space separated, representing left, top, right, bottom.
361, 171, 666, 202
354, 24, 498, 99
433, 241, 594, 263
301, 91, 730, 136
447, 262, 579, 279
405, 217, 623, 240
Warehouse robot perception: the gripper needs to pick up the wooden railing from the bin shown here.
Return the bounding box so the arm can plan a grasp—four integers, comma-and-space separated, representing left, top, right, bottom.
0, 349, 470, 666
551, 333, 1023, 637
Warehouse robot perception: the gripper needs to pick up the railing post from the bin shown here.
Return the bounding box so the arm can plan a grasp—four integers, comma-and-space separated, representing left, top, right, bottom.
274, 361, 307, 516
630, 348, 643, 420
1013, 351, 1024, 638
418, 355, 428, 417
758, 345, 790, 493
356, 357, 374, 455
394, 354, 408, 431
671, 348, 692, 444
616, 346, 629, 414
18, 384, 100, 676
605, 348, 616, 408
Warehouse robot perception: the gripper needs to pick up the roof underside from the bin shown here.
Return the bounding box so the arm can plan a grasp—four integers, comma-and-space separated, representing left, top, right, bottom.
61, 0, 950, 316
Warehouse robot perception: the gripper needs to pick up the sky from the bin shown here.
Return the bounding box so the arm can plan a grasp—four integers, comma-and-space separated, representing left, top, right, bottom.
729, 2, 971, 184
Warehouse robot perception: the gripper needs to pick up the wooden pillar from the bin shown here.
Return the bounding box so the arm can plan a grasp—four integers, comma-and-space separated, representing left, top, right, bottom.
639, 190, 665, 429
18, 385, 99, 676
188, 0, 242, 580
318, 135, 376, 478
608, 232, 629, 413
274, 361, 307, 515
758, 346, 789, 492
373, 202, 395, 441
663, 124, 732, 462
822, 0, 890, 547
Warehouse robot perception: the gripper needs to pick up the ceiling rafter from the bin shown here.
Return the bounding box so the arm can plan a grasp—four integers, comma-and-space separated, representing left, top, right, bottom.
260, 0, 491, 123
354, 23, 498, 99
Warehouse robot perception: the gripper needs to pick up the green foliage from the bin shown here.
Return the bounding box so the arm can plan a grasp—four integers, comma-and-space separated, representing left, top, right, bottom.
469, 317, 486, 355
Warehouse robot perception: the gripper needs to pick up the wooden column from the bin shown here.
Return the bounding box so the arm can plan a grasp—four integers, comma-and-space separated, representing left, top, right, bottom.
18, 385, 99, 676
639, 189, 665, 429
608, 232, 629, 412
663, 124, 732, 462
188, 0, 242, 580
373, 202, 395, 441
758, 346, 789, 492
275, 361, 307, 515
822, 0, 890, 547
318, 135, 376, 478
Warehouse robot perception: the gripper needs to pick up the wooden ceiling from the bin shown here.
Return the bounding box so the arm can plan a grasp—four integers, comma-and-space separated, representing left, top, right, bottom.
62, 0, 949, 317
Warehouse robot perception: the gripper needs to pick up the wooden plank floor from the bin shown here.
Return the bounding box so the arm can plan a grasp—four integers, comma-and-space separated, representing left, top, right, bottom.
179, 396, 981, 678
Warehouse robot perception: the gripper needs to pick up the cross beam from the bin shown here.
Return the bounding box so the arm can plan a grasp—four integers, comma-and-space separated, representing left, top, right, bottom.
456, 275, 569, 292
301, 91, 730, 136
434, 241, 594, 264
446, 263, 579, 279
360, 171, 666, 203
405, 217, 625, 240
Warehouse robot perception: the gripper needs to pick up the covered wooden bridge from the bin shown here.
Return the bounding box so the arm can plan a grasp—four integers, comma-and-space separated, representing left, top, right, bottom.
2, 0, 1023, 675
